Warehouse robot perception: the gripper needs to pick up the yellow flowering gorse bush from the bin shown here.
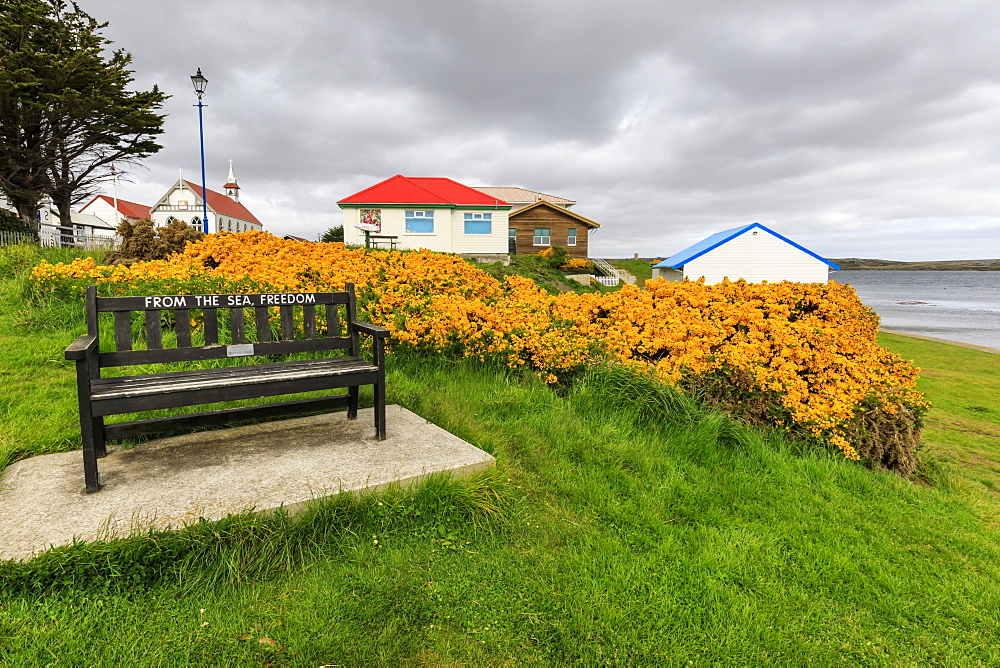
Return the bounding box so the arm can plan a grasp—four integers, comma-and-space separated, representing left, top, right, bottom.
560, 257, 595, 272
32, 231, 927, 470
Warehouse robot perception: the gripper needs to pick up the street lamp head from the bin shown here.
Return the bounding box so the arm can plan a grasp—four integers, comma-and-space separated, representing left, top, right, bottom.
190, 68, 208, 98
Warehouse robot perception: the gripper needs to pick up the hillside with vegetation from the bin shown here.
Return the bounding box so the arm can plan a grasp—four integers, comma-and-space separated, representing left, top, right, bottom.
832, 258, 1000, 270
2, 239, 1000, 663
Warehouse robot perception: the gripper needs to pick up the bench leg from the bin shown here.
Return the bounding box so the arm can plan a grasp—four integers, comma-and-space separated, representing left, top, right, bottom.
347, 385, 359, 419
80, 413, 102, 494
374, 378, 386, 441
94, 416, 107, 458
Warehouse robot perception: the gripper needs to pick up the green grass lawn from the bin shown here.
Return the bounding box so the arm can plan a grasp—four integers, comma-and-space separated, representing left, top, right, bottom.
879, 332, 1000, 509
473, 254, 603, 295
610, 258, 654, 285
2, 244, 1000, 663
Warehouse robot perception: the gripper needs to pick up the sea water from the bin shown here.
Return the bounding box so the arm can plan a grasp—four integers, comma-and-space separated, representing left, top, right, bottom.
831, 270, 999, 349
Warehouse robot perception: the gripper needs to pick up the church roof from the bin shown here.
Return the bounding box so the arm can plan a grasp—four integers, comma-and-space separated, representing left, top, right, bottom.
182, 180, 260, 224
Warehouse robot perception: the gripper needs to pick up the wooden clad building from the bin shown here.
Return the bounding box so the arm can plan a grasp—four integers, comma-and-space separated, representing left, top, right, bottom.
507, 200, 601, 258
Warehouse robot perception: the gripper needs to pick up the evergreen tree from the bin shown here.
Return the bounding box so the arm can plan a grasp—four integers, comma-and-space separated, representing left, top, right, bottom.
0, 0, 53, 225
0, 0, 167, 229
321, 225, 344, 243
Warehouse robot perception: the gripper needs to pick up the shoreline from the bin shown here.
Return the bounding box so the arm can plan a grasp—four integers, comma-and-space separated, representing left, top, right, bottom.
831, 260, 999, 271
879, 329, 1000, 355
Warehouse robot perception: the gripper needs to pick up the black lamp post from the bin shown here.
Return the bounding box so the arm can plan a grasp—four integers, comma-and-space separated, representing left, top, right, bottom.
190, 68, 209, 234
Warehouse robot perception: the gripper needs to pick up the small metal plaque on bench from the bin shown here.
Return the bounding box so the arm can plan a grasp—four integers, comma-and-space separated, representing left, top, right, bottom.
226, 344, 256, 357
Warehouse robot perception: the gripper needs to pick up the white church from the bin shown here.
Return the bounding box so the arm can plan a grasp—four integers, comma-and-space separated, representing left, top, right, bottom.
73, 161, 263, 234
146, 161, 262, 234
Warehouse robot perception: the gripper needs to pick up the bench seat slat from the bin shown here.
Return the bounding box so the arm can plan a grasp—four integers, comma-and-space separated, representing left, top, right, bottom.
97, 355, 356, 384
91, 357, 377, 401
90, 368, 379, 417
99, 336, 353, 367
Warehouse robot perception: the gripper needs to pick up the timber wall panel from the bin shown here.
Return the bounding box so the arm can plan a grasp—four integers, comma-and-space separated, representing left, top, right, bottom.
509, 207, 590, 258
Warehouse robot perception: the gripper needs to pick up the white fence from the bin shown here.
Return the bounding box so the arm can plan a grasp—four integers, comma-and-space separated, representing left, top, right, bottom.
0, 229, 119, 250
0, 230, 35, 246
590, 257, 622, 287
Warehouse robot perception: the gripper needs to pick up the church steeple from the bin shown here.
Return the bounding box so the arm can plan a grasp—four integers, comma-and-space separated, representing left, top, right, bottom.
223, 159, 240, 202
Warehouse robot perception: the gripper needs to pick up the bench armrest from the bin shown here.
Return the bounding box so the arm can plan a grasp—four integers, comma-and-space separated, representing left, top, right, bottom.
65, 333, 98, 360
351, 322, 390, 338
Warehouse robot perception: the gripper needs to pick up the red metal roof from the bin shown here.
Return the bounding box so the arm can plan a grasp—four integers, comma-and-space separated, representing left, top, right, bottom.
182, 181, 261, 224
81, 195, 152, 219
338, 175, 510, 207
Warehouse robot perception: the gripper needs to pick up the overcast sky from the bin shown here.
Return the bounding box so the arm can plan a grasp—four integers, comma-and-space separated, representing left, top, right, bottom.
79, 0, 1000, 260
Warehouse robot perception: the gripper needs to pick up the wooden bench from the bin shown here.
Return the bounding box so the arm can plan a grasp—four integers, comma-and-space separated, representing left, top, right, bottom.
64, 284, 389, 493
368, 235, 399, 249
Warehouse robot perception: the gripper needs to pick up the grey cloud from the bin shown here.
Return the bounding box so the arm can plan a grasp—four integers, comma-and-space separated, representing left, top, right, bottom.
76, 0, 1000, 260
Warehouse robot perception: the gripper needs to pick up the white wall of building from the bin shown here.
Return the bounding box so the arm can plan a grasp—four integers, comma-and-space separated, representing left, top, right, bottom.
342, 207, 508, 254
448, 209, 508, 254
78, 199, 123, 227
680, 230, 832, 283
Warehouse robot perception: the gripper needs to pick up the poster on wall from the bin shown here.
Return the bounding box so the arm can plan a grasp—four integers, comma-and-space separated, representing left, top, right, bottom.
355, 209, 381, 233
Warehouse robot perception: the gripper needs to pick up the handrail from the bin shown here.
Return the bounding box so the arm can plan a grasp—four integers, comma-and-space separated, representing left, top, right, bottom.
590, 256, 622, 286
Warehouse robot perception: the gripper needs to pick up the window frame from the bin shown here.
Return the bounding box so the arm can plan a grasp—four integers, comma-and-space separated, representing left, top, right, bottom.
405, 209, 435, 234
567, 228, 577, 246
533, 227, 551, 246
463, 212, 492, 235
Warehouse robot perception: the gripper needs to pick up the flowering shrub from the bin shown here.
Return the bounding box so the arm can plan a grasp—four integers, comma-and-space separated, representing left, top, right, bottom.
534, 245, 569, 270
561, 257, 594, 272
32, 231, 927, 471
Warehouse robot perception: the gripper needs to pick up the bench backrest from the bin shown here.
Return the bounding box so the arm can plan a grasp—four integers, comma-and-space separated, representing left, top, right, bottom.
84, 284, 359, 369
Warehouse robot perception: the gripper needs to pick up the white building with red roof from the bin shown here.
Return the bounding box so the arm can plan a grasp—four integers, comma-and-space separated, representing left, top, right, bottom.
337, 175, 511, 259
148, 162, 262, 233
78, 195, 152, 227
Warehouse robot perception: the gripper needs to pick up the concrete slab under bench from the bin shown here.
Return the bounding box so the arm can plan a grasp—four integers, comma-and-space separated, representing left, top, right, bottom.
0, 405, 494, 562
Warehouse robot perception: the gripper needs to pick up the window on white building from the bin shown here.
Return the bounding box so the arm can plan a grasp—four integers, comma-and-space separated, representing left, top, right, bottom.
405, 210, 434, 233
464, 212, 492, 235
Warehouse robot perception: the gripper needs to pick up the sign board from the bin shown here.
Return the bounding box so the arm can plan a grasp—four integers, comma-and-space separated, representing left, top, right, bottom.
96, 292, 347, 311
356, 208, 382, 233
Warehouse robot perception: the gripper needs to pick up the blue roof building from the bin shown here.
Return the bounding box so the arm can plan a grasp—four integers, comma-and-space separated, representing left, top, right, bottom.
652, 223, 839, 284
